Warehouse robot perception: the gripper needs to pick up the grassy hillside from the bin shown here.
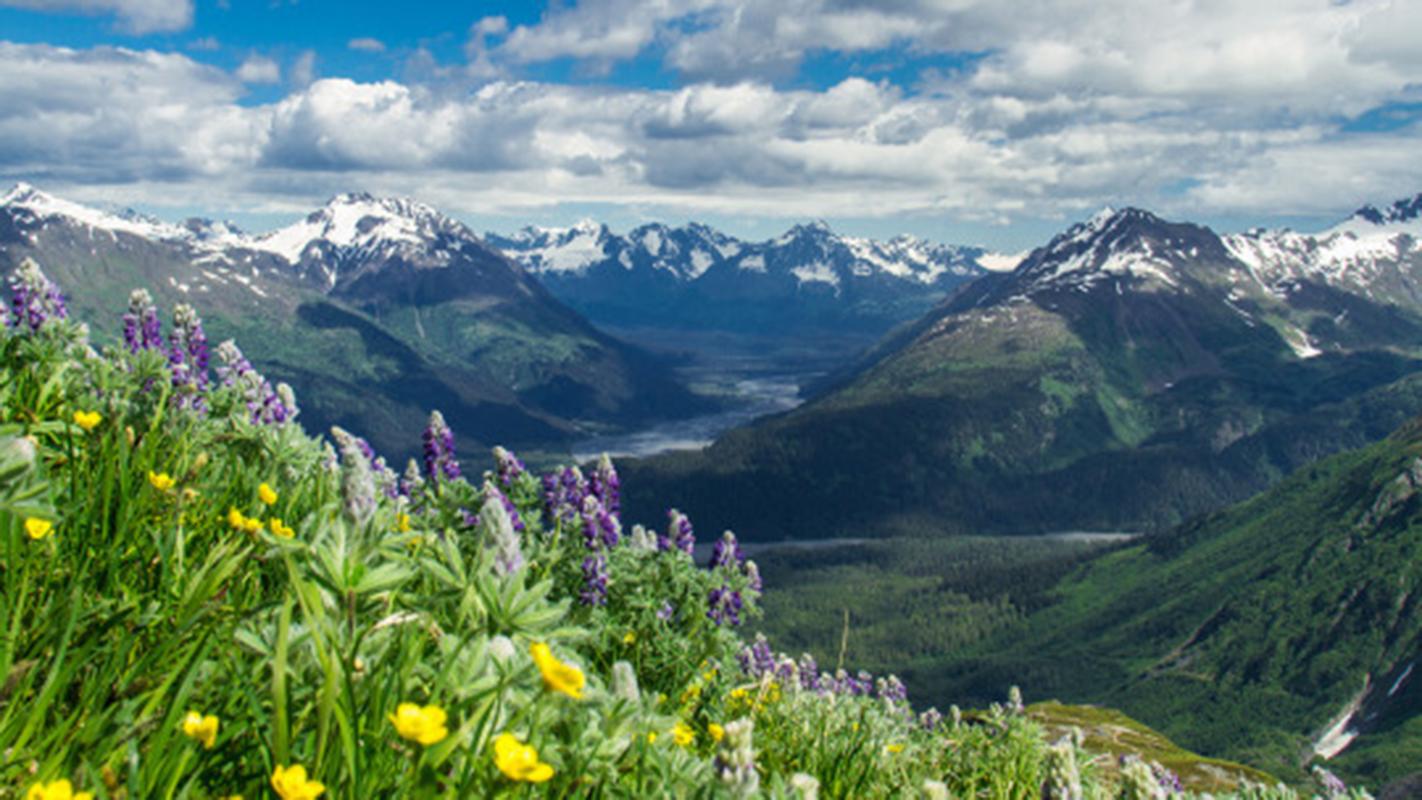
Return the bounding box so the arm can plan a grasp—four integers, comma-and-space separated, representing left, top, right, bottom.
0, 262, 1365, 798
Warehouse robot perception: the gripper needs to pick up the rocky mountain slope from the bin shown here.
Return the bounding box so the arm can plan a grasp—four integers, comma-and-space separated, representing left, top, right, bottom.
488, 219, 989, 338
623, 197, 1422, 540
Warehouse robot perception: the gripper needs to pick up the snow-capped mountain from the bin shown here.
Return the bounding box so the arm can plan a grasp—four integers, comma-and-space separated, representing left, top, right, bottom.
1222, 193, 1422, 305
0, 184, 707, 458
487, 218, 987, 336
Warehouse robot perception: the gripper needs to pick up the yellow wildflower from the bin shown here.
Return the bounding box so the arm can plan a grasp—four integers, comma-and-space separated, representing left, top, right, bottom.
530, 642, 585, 700
708, 723, 725, 742
622, 631, 636, 645
24, 517, 53, 540
25, 779, 92, 800
269, 518, 295, 539
148, 471, 175, 491
270, 764, 325, 800
258, 483, 278, 505
885, 743, 906, 754
646, 731, 658, 744
493, 732, 554, 783
396, 512, 411, 533
672, 722, 695, 747
72, 410, 101, 432
181, 711, 219, 749
388, 702, 449, 746
227, 508, 246, 529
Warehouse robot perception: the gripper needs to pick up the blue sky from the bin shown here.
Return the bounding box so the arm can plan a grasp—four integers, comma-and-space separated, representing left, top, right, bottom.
0, 0, 1420, 249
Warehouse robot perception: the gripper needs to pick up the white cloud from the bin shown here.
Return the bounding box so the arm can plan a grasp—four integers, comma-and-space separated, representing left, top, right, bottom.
290, 50, 317, 87
235, 55, 280, 84
0, 0, 192, 33
0, 31, 1419, 236
348, 38, 386, 53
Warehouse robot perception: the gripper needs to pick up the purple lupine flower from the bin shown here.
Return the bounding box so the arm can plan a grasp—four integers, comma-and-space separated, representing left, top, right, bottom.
1154, 765, 1184, 797
214, 339, 287, 423
920, 708, 943, 731
484, 482, 525, 533
745, 560, 763, 593
331, 426, 376, 525
589, 453, 620, 517
492, 446, 526, 488
399, 458, 426, 497
737, 634, 774, 677
170, 304, 209, 390
579, 553, 608, 606
7, 258, 67, 333
546, 466, 588, 523
580, 495, 619, 549
479, 488, 524, 577
421, 410, 460, 483
122, 289, 163, 353
876, 675, 908, 703
459, 507, 479, 528
797, 653, 820, 691
710, 530, 744, 570
664, 509, 695, 554
656, 601, 675, 621
707, 585, 743, 626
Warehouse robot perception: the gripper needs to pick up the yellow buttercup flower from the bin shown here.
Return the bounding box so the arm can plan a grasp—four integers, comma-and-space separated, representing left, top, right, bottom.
646, 731, 658, 744
228, 508, 263, 535
24, 517, 53, 540
493, 732, 554, 783
396, 512, 411, 533
25, 779, 92, 800
672, 722, 695, 747
182, 710, 219, 749
388, 702, 448, 746
708, 723, 725, 742
72, 410, 101, 432
530, 642, 585, 700
885, 743, 906, 754
269, 518, 295, 539
258, 483, 278, 505
270, 764, 325, 800
622, 631, 636, 645
148, 471, 175, 491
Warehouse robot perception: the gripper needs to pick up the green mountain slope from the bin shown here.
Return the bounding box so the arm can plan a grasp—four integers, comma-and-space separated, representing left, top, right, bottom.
624, 207, 1422, 540
928, 417, 1422, 790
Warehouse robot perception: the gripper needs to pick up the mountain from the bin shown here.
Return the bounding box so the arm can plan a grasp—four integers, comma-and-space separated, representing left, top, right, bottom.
487, 219, 989, 338
622, 199, 1422, 541
0, 184, 706, 458
926, 413, 1422, 791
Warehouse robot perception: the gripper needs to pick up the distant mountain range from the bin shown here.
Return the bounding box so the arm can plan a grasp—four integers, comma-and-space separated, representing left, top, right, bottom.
0, 185, 706, 459
487, 220, 991, 337
624, 193, 1422, 540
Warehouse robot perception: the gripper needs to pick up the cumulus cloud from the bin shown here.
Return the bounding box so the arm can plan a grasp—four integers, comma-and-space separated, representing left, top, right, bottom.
235, 55, 281, 84
0, 0, 192, 33
1, 7, 1421, 235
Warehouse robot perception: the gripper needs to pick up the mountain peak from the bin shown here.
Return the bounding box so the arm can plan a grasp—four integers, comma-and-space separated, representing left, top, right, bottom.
252, 192, 475, 268
1350, 192, 1422, 226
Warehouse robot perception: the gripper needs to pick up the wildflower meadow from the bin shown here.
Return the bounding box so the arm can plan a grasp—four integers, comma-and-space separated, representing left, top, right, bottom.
0, 257, 1373, 798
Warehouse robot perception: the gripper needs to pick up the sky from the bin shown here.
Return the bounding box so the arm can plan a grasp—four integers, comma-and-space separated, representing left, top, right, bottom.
0, 0, 1420, 250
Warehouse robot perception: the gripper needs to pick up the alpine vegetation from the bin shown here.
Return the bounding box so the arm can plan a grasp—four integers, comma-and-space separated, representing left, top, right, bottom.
0, 263, 1374, 797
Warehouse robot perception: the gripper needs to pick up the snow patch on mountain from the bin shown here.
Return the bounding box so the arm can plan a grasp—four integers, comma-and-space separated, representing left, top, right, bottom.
3, 183, 190, 242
